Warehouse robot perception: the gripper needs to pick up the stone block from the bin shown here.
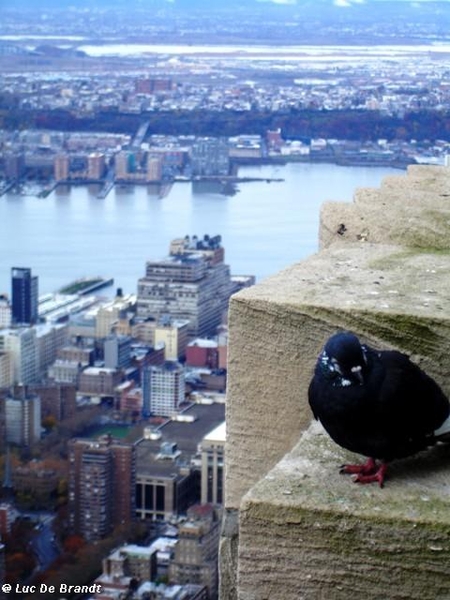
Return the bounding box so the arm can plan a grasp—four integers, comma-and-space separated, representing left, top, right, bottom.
226, 242, 450, 510
221, 163, 450, 600
319, 165, 450, 250
238, 421, 450, 600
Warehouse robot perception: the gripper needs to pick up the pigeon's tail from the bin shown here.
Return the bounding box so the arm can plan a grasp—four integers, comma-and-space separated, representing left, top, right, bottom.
434, 414, 450, 442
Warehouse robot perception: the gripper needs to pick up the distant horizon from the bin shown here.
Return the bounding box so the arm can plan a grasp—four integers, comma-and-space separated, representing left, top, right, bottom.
4, 0, 450, 6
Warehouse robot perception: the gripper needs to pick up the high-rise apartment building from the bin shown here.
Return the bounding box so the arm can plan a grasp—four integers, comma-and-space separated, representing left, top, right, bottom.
146, 156, 163, 182
69, 437, 136, 542
54, 153, 69, 181
4, 391, 41, 446
190, 138, 229, 177
29, 383, 77, 421
35, 322, 69, 378
11, 267, 38, 325
142, 361, 185, 418
137, 235, 232, 338
114, 151, 129, 181
0, 327, 39, 385
87, 152, 106, 180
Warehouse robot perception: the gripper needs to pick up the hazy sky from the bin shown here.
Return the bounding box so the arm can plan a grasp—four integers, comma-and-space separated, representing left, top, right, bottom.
6, 0, 450, 4
4, 0, 450, 12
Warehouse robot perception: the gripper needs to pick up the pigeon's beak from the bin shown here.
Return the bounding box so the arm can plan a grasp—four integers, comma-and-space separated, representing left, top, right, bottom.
351, 365, 364, 384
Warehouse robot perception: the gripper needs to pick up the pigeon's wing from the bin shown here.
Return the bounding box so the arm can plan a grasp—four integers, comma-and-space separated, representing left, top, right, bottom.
375, 350, 449, 435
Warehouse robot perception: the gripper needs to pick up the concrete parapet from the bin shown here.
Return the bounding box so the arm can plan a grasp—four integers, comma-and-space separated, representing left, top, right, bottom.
320, 164, 450, 250
226, 243, 450, 510
239, 421, 450, 600
220, 164, 450, 600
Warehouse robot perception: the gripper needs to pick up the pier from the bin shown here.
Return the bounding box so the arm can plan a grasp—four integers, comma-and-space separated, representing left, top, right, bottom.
0, 182, 15, 196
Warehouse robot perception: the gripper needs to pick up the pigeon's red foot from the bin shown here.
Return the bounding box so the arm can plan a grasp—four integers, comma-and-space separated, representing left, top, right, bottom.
340, 458, 387, 487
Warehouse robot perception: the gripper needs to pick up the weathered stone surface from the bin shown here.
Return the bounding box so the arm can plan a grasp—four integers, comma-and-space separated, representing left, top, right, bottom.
319, 165, 450, 250
226, 242, 450, 509
238, 422, 450, 600
219, 510, 239, 600
220, 164, 450, 600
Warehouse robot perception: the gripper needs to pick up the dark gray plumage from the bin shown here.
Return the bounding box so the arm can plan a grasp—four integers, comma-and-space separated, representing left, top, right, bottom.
308, 332, 450, 486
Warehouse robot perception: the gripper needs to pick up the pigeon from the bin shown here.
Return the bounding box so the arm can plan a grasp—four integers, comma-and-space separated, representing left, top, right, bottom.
308, 331, 450, 487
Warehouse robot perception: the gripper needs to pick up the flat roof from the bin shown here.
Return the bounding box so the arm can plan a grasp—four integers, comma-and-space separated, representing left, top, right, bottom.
136, 402, 225, 478
203, 421, 226, 443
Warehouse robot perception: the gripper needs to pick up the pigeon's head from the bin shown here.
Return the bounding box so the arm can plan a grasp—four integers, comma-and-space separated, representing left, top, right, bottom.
322, 332, 367, 385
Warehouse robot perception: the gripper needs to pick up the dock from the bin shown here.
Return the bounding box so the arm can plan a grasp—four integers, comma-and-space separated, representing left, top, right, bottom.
59, 277, 114, 296
0, 182, 15, 196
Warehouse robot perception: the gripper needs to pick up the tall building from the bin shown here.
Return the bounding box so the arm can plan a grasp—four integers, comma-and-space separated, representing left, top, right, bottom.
104, 335, 132, 370
154, 318, 190, 361
4, 391, 41, 446
146, 156, 163, 182
135, 401, 225, 522
69, 437, 136, 542
95, 294, 135, 339
135, 440, 200, 522
169, 504, 221, 599
4, 153, 25, 180
0, 354, 11, 389
87, 152, 106, 180
29, 383, 77, 421
142, 361, 185, 418
35, 322, 69, 378
137, 235, 232, 338
0, 296, 11, 329
54, 153, 69, 181
190, 138, 229, 177
0, 503, 15, 537
11, 267, 38, 325
200, 422, 225, 506
114, 151, 129, 181
0, 328, 39, 385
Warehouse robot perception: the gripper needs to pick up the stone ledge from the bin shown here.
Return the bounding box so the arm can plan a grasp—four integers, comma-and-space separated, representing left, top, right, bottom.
319, 164, 450, 250
226, 242, 450, 510
238, 421, 450, 600
221, 164, 450, 600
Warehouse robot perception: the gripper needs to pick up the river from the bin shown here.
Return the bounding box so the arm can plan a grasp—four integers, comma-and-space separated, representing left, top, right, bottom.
0, 162, 401, 296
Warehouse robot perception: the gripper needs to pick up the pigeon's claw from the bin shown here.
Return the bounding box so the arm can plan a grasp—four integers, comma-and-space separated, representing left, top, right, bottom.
339, 457, 377, 476
353, 462, 387, 488
340, 458, 387, 487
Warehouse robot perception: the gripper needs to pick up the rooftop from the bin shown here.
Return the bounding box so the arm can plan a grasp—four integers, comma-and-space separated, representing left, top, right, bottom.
137, 402, 225, 477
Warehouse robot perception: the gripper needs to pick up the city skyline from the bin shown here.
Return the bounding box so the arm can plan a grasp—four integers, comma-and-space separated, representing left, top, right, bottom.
1, 0, 449, 594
